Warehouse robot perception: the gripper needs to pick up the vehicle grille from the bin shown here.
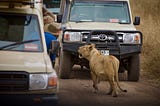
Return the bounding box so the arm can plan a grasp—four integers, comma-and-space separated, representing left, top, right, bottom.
82, 31, 123, 43
0, 71, 29, 92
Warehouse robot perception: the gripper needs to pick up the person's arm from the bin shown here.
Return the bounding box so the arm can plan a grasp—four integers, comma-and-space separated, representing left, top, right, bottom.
42, 7, 55, 21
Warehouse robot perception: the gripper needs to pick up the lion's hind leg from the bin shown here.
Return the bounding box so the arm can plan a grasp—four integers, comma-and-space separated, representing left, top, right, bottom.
108, 75, 118, 97
106, 86, 113, 95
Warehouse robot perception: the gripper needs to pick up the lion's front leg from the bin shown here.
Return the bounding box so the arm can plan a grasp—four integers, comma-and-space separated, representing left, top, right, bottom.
91, 71, 99, 93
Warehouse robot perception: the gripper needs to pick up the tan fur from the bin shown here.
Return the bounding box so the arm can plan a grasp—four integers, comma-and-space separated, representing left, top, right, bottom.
78, 44, 127, 97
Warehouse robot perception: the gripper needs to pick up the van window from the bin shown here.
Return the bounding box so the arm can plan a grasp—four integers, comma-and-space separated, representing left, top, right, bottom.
0, 13, 43, 52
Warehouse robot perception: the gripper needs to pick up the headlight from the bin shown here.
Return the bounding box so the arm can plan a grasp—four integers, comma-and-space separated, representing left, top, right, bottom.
29, 72, 57, 90
123, 33, 141, 44
64, 31, 82, 42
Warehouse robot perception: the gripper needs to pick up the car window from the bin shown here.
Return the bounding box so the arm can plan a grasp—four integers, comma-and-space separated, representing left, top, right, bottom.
0, 13, 43, 52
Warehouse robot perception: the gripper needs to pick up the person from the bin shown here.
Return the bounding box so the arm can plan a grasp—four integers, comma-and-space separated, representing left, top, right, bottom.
42, 6, 55, 24
44, 23, 61, 66
43, 15, 54, 25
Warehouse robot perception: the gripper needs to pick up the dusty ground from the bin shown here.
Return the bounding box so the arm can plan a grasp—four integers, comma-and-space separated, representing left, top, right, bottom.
58, 66, 160, 106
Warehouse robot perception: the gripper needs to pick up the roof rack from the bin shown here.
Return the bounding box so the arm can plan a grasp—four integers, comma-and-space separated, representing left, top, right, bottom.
0, 0, 42, 8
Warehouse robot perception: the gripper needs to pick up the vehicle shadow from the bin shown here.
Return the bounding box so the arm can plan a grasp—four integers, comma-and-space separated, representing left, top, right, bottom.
70, 65, 91, 80
70, 65, 128, 81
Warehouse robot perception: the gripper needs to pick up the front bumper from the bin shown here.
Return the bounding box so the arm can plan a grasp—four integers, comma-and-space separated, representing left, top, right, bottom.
62, 43, 142, 59
62, 30, 142, 59
0, 94, 58, 106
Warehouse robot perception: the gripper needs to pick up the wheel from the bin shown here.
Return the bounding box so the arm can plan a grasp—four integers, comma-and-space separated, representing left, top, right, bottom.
54, 57, 60, 75
128, 54, 140, 81
59, 51, 73, 79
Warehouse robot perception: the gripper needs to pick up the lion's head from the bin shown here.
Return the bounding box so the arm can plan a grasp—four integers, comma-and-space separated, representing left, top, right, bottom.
78, 44, 95, 60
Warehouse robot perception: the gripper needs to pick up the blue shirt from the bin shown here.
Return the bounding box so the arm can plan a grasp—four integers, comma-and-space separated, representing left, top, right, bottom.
44, 32, 57, 61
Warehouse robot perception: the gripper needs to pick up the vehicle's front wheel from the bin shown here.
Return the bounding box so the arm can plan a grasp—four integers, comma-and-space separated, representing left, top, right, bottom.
128, 54, 140, 81
59, 51, 73, 79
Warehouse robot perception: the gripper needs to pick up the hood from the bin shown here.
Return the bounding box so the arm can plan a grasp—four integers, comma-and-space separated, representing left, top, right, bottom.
0, 51, 46, 73
66, 22, 136, 31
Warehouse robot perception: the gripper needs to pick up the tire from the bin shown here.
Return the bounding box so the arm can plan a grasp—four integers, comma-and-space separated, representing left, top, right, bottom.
54, 57, 60, 75
128, 54, 140, 81
59, 51, 73, 79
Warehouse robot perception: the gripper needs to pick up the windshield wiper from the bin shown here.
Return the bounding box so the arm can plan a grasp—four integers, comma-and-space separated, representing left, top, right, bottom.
0, 39, 39, 50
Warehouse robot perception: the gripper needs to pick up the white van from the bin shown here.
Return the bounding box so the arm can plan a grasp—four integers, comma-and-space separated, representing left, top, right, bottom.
0, 0, 58, 105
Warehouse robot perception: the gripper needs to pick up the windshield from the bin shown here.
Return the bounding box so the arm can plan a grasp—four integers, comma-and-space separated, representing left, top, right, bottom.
69, 1, 130, 23
0, 13, 43, 52
44, 0, 61, 14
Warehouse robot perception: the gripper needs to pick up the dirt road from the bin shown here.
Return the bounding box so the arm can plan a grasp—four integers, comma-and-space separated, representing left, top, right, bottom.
58, 66, 160, 106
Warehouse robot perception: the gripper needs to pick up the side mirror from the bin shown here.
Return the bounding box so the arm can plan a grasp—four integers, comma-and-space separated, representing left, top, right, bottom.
57, 14, 63, 23
51, 40, 60, 55
134, 16, 140, 25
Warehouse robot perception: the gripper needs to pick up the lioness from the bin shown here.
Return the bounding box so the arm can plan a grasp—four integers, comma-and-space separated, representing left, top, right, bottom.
78, 44, 127, 97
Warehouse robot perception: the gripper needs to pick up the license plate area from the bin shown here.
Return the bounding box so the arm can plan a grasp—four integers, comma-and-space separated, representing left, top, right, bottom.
100, 50, 109, 55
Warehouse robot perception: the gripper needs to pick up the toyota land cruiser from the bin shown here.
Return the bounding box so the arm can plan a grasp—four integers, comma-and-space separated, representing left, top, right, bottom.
57, 0, 142, 81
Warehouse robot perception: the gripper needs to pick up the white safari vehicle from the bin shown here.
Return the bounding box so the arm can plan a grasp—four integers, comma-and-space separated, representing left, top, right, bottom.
0, 0, 58, 105
57, 0, 143, 81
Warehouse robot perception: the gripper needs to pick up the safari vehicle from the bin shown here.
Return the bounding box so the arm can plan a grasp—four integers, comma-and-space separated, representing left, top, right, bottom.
0, 0, 58, 105
57, 0, 143, 81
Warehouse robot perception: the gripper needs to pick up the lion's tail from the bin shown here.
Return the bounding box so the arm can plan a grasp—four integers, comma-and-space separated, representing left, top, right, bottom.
113, 58, 127, 93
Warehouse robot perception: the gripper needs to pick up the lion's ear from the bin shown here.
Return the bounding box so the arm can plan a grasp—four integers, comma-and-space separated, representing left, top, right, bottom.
91, 44, 95, 48
89, 44, 95, 51
89, 46, 92, 51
